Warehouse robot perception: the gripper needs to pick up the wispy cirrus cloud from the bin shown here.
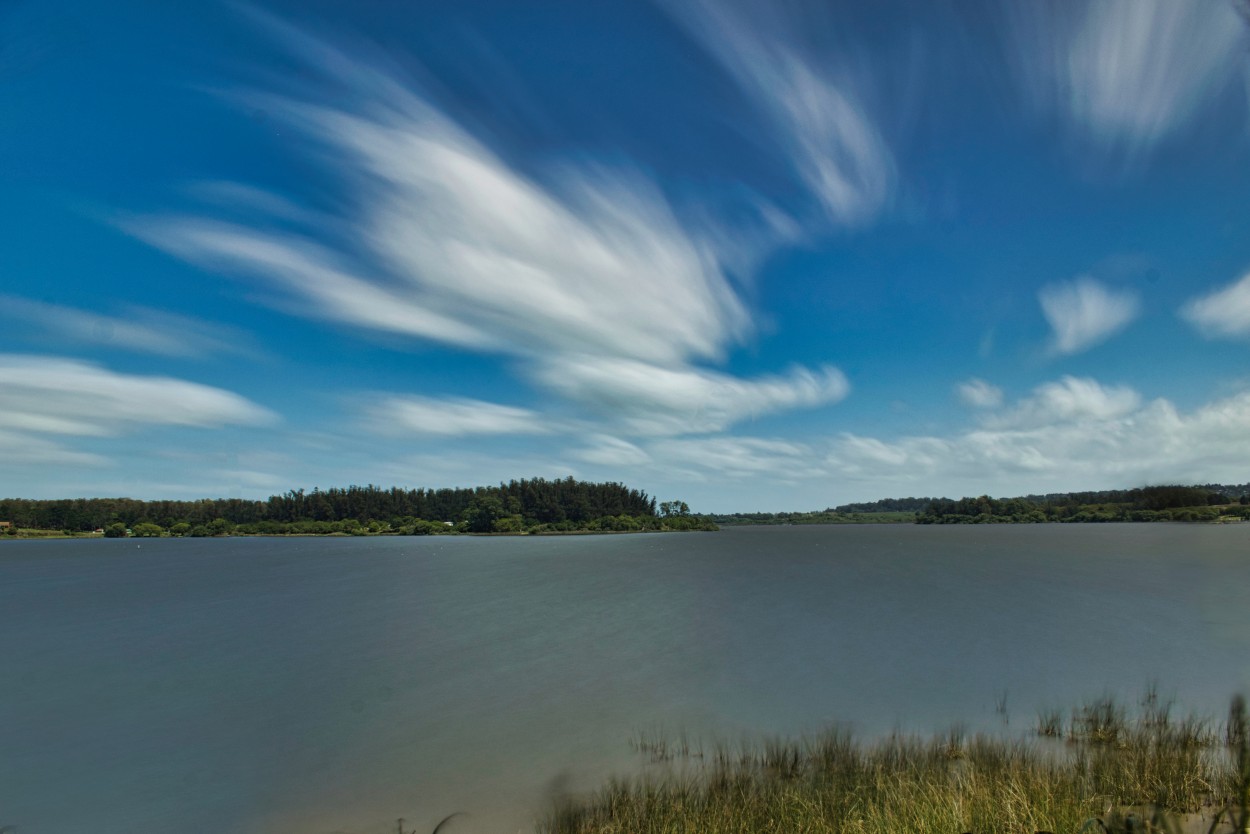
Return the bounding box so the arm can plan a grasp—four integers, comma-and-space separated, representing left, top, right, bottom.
662, 0, 896, 228
572, 435, 652, 468
0, 354, 275, 465
1007, 0, 1247, 166
126, 14, 850, 441
1180, 271, 1250, 339
533, 358, 848, 436
1038, 278, 1139, 355
366, 395, 552, 437
0, 355, 276, 437
0, 294, 260, 359
650, 436, 825, 482
956, 378, 1002, 409
128, 19, 747, 367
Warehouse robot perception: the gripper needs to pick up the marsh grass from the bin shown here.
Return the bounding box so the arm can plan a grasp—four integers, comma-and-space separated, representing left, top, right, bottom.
542, 695, 1248, 834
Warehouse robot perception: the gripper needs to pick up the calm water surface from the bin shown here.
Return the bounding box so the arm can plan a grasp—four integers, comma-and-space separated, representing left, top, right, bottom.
3, 524, 1249, 833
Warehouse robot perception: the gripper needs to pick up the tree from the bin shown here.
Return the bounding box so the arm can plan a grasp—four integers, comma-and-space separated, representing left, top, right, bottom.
660, 500, 690, 518
103, 523, 127, 538
131, 522, 164, 538
462, 495, 507, 533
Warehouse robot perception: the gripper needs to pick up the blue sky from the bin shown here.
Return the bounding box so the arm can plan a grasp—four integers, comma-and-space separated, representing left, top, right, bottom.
3, 0, 1250, 512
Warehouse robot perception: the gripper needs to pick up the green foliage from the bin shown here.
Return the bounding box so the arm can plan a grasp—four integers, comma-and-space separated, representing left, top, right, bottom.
0, 478, 710, 537
206, 518, 234, 536
462, 495, 508, 532
130, 522, 164, 538
915, 484, 1244, 524
546, 695, 1244, 834
491, 515, 525, 533
659, 500, 690, 517
103, 522, 127, 538
0, 477, 658, 530
710, 510, 915, 525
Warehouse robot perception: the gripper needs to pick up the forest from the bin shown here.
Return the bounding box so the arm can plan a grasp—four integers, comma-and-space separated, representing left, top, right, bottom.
711, 484, 1250, 525
0, 478, 714, 536
916, 484, 1250, 523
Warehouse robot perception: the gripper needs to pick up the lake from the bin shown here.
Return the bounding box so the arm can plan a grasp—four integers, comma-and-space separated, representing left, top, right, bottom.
3, 524, 1249, 834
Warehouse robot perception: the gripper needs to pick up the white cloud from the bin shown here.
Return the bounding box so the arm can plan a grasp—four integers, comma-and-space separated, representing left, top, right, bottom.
0, 294, 258, 359
1180, 271, 1250, 339
1008, 0, 1247, 164
0, 355, 276, 437
956, 378, 1002, 409
0, 355, 275, 468
533, 358, 848, 436
649, 436, 824, 481
572, 435, 652, 468
366, 395, 551, 437
617, 375, 1250, 505
1038, 278, 1139, 355
127, 19, 850, 441
822, 378, 1250, 495
666, 0, 895, 227
0, 428, 103, 467
129, 38, 748, 367
985, 376, 1140, 429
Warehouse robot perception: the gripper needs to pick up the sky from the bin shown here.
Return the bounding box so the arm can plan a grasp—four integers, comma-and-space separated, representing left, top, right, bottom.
3, 0, 1250, 512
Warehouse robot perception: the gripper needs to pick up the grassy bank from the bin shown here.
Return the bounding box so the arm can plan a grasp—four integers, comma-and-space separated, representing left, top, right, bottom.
543, 694, 1250, 834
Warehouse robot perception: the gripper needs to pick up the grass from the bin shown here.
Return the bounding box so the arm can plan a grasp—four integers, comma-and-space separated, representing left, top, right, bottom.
541, 694, 1250, 834
0, 527, 101, 539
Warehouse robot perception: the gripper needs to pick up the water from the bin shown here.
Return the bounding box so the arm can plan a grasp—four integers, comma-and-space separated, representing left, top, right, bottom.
3, 524, 1249, 833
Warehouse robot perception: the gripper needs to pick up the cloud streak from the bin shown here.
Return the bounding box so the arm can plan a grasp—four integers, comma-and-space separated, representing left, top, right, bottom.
956, 378, 1002, 409
131, 29, 748, 366
1007, 0, 1247, 166
533, 358, 848, 436
366, 395, 552, 437
0, 355, 276, 437
666, 0, 895, 227
1039, 278, 1139, 355
0, 295, 259, 359
1180, 271, 1250, 339
0, 354, 276, 466
126, 16, 849, 441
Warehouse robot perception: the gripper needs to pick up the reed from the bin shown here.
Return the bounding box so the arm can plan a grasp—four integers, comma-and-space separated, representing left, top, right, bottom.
541, 694, 1247, 834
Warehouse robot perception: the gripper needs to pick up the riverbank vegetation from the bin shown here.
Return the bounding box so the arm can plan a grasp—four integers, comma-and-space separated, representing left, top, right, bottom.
545, 692, 1250, 834
711, 485, 1250, 526
0, 478, 716, 538
707, 510, 917, 525
917, 484, 1250, 524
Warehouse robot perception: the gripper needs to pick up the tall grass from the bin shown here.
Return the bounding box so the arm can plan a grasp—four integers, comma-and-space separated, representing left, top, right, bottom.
541, 694, 1248, 834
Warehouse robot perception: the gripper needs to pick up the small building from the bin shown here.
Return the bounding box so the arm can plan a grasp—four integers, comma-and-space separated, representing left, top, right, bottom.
0, 521, 11, 529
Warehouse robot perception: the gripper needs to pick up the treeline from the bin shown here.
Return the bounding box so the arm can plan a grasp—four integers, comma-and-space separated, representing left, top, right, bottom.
830, 496, 935, 513
0, 478, 715, 535
917, 484, 1250, 524
706, 510, 916, 526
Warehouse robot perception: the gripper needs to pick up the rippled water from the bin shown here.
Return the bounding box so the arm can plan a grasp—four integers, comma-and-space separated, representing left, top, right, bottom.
3, 524, 1249, 833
